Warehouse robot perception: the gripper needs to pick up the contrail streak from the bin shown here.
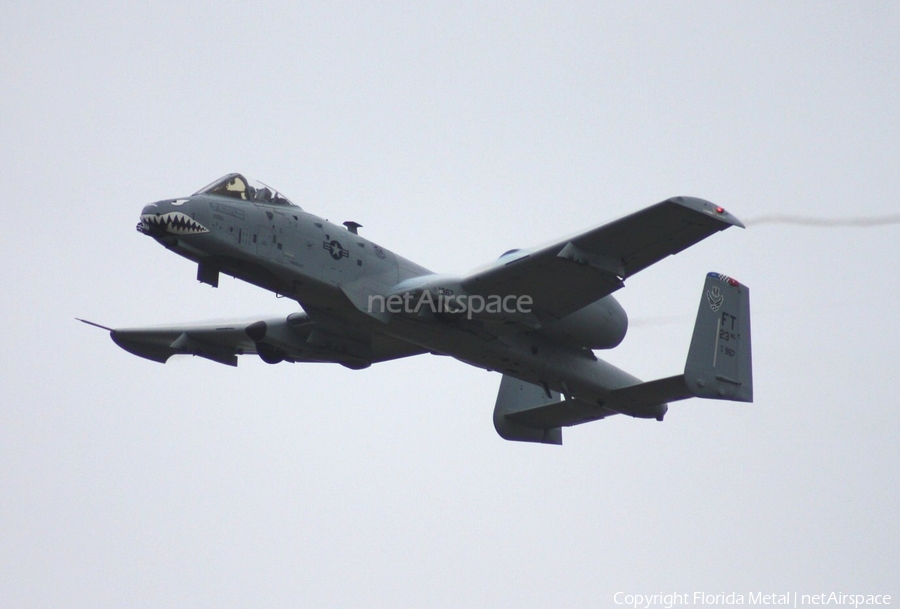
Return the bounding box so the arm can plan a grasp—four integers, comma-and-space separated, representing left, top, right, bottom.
744, 214, 900, 227
629, 315, 690, 328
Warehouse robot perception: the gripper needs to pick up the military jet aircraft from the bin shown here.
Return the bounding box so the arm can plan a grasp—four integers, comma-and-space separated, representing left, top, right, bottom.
83, 173, 752, 444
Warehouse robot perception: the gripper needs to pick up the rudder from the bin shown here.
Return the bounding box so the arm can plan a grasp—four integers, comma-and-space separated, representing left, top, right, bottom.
684, 272, 753, 402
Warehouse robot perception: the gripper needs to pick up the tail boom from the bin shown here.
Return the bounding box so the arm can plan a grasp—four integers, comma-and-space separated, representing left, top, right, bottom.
490, 272, 753, 444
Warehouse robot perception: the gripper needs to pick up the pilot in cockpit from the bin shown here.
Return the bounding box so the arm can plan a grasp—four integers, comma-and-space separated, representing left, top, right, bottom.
194, 173, 298, 208
224, 176, 248, 199
253, 186, 273, 202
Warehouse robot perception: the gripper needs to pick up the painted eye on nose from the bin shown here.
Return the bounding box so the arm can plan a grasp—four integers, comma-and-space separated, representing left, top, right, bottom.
171, 199, 189, 206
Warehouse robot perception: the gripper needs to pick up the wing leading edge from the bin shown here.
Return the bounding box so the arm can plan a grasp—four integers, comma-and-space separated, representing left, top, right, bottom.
462, 197, 744, 321
79, 313, 426, 368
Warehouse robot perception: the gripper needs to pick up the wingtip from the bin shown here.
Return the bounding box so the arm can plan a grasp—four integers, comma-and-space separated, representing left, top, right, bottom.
76, 318, 114, 332
670, 196, 745, 229
730, 215, 747, 229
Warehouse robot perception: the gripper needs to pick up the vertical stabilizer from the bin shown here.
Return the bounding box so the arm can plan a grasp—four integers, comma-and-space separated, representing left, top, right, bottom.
684, 272, 753, 402
493, 376, 563, 445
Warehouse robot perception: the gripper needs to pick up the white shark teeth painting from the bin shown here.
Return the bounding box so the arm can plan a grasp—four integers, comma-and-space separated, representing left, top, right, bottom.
140, 212, 209, 235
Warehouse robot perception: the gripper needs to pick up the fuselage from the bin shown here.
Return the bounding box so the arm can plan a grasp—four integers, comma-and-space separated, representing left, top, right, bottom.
139, 174, 661, 418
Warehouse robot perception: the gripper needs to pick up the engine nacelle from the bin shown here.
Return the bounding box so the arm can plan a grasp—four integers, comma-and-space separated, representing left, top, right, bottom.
245, 320, 291, 364
540, 296, 628, 350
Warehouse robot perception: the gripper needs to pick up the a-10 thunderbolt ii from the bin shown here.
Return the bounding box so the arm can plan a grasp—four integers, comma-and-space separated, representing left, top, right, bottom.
84, 173, 752, 444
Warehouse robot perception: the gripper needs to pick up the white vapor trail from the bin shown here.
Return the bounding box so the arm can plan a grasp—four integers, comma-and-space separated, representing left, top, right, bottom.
744, 214, 900, 227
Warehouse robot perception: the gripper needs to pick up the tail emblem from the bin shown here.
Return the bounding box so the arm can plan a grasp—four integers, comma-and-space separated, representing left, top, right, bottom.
707, 286, 724, 311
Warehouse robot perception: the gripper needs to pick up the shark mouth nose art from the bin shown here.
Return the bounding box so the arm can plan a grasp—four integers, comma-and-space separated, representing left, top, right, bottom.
140, 211, 209, 235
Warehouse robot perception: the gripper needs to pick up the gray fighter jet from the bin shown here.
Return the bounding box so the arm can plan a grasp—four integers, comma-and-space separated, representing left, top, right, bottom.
83, 173, 752, 444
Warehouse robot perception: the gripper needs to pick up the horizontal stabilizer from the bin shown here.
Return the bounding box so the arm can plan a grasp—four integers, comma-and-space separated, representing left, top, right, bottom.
493, 375, 620, 444
505, 398, 619, 430
610, 375, 691, 405
606, 375, 688, 420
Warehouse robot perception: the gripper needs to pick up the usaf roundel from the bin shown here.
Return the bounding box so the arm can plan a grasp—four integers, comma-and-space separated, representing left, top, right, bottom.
323, 239, 349, 260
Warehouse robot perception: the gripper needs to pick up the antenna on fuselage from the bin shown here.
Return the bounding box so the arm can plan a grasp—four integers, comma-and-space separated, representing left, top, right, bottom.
343, 221, 362, 235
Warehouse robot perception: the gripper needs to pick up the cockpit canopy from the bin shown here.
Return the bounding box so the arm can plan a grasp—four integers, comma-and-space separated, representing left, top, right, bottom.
194, 173, 298, 208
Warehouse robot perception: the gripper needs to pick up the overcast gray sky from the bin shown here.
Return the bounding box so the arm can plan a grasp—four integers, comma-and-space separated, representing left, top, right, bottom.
2, 2, 898, 607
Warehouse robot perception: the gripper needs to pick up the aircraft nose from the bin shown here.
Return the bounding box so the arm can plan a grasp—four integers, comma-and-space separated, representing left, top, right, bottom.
138, 201, 163, 234
138, 198, 208, 236
140, 202, 159, 217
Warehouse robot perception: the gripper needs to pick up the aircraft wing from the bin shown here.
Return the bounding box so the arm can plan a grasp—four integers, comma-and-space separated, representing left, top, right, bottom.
79, 318, 259, 366
461, 196, 744, 320
78, 313, 425, 368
